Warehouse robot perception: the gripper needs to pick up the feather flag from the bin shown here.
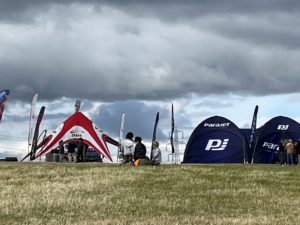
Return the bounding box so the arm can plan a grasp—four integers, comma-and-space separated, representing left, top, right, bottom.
21, 106, 45, 162
0, 90, 10, 123
249, 105, 259, 149
28, 93, 38, 146
30, 106, 45, 160
117, 112, 125, 161
170, 103, 175, 154
250, 105, 259, 164
150, 112, 159, 160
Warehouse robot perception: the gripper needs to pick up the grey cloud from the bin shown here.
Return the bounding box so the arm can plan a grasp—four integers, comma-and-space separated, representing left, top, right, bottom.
90, 101, 169, 141
2, 1, 300, 22
43, 112, 71, 121
194, 101, 233, 109
194, 13, 300, 49
1, 1, 300, 103
115, 24, 140, 36
4, 114, 28, 123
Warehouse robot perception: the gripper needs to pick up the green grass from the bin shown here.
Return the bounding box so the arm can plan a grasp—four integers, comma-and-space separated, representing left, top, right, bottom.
0, 163, 300, 225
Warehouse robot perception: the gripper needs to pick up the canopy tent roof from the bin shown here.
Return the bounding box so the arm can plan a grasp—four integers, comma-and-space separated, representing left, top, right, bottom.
34, 112, 118, 162
183, 116, 250, 163
252, 116, 300, 163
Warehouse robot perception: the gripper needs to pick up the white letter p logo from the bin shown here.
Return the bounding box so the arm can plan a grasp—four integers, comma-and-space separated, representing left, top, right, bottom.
205, 139, 229, 151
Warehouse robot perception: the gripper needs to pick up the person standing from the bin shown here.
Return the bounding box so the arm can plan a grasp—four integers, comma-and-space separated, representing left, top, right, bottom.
68, 139, 77, 163
279, 139, 286, 165
285, 139, 295, 165
58, 140, 65, 163
296, 139, 300, 165
77, 138, 86, 162
293, 139, 300, 165
151, 141, 162, 165
121, 132, 135, 164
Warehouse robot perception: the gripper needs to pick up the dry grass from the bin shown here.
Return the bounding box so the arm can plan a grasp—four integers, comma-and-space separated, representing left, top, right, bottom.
0, 163, 299, 225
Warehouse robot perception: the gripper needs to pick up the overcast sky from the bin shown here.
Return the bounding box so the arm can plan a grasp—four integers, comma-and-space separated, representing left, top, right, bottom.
1, 1, 300, 161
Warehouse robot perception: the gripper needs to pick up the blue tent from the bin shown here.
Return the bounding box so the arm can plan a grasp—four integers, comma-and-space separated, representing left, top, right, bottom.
183, 116, 250, 163
252, 116, 300, 163
240, 128, 251, 143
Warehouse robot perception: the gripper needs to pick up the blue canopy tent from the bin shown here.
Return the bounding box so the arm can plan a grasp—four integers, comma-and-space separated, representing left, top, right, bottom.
252, 116, 300, 163
183, 116, 250, 163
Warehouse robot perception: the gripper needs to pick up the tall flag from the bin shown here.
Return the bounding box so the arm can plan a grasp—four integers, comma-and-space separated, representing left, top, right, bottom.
30, 106, 45, 160
28, 93, 38, 147
0, 90, 10, 123
117, 112, 125, 161
249, 105, 259, 164
150, 112, 159, 160
249, 105, 259, 149
170, 103, 175, 154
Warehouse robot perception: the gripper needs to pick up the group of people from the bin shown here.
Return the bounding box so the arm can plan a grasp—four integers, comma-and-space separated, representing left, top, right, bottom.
58, 138, 87, 163
56, 133, 161, 165
120, 132, 162, 166
278, 139, 300, 165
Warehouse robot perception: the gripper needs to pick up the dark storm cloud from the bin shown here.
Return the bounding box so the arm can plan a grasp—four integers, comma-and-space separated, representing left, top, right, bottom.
1, 1, 300, 21
1, 1, 300, 102
90, 101, 169, 141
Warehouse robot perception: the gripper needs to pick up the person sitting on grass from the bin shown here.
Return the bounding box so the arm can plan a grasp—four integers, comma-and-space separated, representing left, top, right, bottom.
120, 132, 135, 165
151, 141, 162, 166
133, 137, 152, 166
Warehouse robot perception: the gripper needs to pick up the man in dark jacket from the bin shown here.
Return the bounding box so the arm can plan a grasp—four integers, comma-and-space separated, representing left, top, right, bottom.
58, 140, 65, 163
77, 138, 86, 162
133, 137, 152, 166
68, 139, 77, 163
133, 137, 146, 160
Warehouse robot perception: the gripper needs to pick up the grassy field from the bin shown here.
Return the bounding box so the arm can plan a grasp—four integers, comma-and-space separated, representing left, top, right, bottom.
0, 163, 300, 225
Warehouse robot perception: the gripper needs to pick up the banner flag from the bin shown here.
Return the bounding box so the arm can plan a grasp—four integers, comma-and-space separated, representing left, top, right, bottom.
28, 93, 38, 146
249, 105, 259, 149
30, 106, 45, 160
250, 105, 259, 163
0, 90, 10, 123
117, 112, 125, 160
171, 103, 175, 154
150, 112, 159, 160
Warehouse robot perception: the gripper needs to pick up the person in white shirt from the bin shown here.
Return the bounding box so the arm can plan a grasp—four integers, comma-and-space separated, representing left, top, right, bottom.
121, 132, 135, 164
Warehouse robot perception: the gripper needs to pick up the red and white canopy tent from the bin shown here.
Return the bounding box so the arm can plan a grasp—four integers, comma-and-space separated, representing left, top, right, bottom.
34, 112, 118, 162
